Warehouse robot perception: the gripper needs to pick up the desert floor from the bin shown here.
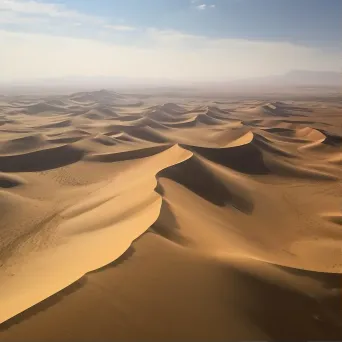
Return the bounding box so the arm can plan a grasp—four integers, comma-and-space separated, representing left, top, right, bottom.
0, 90, 341, 340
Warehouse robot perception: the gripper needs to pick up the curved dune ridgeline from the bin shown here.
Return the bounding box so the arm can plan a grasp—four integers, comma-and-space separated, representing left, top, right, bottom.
0, 92, 341, 341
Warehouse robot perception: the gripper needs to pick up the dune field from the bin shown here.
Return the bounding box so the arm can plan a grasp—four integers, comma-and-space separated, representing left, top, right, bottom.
0, 90, 341, 340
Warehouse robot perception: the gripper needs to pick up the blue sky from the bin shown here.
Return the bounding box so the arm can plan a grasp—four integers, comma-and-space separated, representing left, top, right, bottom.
0, 0, 341, 82
50, 0, 342, 46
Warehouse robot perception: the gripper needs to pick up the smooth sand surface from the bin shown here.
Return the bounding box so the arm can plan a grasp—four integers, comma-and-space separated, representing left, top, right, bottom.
0, 90, 341, 341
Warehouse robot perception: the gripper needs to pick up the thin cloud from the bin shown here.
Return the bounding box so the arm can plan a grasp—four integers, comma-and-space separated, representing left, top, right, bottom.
0, 0, 136, 35
195, 3, 216, 10
104, 25, 136, 31
0, 0, 103, 23
0, 10, 49, 24
197, 4, 207, 10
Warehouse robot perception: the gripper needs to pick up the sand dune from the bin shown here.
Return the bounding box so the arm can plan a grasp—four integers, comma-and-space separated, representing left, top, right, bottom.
0, 91, 341, 341
0, 144, 85, 172
0, 134, 49, 155
328, 153, 342, 164
25, 102, 66, 115
0, 172, 27, 188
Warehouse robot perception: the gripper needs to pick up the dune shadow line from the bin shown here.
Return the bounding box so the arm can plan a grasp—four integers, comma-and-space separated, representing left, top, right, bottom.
0, 246, 136, 332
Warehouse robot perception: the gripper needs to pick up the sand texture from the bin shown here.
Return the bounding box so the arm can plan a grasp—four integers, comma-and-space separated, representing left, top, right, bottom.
0, 90, 341, 341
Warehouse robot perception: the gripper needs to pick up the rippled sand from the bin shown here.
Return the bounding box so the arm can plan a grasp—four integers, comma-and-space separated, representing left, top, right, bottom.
0, 90, 341, 340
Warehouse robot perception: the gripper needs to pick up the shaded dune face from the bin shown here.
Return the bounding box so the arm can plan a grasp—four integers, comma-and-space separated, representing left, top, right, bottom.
0, 92, 341, 341
189, 143, 269, 174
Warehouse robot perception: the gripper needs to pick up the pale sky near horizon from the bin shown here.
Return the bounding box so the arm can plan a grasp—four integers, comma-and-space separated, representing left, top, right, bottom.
1, 0, 341, 82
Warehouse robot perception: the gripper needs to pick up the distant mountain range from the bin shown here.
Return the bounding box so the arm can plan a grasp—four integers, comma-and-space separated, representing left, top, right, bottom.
226, 70, 341, 88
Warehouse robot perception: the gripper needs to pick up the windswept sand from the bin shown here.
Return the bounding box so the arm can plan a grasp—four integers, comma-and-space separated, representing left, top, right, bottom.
0, 90, 341, 341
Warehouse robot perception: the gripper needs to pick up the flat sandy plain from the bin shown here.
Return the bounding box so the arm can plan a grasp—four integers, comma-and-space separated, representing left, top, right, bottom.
0, 90, 341, 340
